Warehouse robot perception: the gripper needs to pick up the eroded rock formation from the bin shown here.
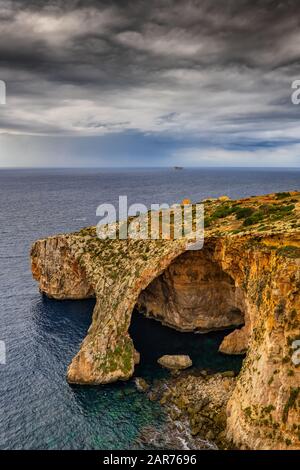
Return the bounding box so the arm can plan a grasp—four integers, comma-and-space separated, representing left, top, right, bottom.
153, 370, 237, 449
31, 235, 95, 300
137, 248, 245, 332
31, 193, 300, 449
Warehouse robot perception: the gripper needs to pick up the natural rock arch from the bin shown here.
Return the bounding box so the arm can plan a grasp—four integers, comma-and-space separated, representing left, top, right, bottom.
31, 229, 300, 449
136, 246, 245, 334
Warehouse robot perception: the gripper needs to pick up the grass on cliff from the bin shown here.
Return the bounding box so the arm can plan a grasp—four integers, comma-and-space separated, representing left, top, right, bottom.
277, 245, 300, 259
275, 192, 291, 200
76, 192, 300, 240
205, 190, 300, 233
243, 204, 295, 227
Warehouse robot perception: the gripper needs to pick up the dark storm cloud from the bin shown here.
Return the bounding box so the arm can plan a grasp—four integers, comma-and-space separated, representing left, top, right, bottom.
1, 0, 300, 165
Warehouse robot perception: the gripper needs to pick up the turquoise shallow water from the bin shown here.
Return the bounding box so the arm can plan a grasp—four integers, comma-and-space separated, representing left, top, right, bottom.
0, 168, 299, 449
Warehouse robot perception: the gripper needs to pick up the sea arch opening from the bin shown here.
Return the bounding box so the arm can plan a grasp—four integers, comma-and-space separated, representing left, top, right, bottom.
129, 243, 247, 376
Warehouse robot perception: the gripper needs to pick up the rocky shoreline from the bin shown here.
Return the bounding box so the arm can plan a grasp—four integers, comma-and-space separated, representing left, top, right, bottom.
31, 192, 300, 449
135, 368, 237, 450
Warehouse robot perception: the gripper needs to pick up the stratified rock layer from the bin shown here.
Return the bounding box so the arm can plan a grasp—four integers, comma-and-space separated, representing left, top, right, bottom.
31, 235, 95, 299
31, 193, 300, 449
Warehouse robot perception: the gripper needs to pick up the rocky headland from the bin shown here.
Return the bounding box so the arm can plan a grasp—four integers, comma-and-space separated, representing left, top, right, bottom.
31, 192, 300, 450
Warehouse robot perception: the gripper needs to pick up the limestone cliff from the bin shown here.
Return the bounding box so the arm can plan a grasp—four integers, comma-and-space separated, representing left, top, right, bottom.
31, 192, 300, 449
31, 235, 95, 300
136, 248, 245, 332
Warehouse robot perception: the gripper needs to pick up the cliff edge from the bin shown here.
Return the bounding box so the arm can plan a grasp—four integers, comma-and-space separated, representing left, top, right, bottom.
31, 192, 300, 449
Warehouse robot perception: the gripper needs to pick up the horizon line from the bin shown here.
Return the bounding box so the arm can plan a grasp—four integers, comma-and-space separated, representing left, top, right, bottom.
1, 165, 300, 170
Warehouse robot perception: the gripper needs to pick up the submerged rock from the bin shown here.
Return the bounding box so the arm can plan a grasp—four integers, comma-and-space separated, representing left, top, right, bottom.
157, 355, 192, 370
152, 371, 236, 450
134, 377, 149, 392
220, 371, 235, 378
137, 421, 216, 450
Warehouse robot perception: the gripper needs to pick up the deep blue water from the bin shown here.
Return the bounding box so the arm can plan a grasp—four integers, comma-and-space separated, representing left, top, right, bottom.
1, 167, 300, 449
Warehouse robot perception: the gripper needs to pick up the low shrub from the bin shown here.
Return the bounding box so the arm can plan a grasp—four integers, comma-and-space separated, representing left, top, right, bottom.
235, 206, 255, 220
212, 205, 235, 219
243, 211, 265, 226
275, 192, 291, 200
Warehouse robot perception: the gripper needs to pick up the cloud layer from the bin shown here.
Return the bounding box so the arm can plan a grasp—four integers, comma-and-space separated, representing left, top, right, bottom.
1, 0, 300, 165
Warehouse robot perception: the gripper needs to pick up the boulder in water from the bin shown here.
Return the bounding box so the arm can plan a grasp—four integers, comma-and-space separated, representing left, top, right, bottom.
134, 377, 149, 392
157, 355, 192, 370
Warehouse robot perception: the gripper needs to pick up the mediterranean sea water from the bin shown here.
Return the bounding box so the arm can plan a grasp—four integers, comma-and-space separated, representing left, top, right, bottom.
1, 167, 300, 449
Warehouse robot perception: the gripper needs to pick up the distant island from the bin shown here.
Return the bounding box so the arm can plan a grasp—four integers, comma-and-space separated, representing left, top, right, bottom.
173, 166, 183, 170
31, 192, 300, 450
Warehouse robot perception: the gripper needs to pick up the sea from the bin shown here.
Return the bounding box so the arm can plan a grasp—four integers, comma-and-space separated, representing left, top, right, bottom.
0, 167, 300, 449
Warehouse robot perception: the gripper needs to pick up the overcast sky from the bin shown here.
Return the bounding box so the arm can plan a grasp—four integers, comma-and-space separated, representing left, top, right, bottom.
0, 0, 300, 167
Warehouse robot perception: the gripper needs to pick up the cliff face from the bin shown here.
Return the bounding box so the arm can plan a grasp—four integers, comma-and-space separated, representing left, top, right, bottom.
213, 233, 300, 449
30, 193, 300, 450
31, 235, 95, 300
137, 248, 245, 332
